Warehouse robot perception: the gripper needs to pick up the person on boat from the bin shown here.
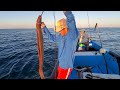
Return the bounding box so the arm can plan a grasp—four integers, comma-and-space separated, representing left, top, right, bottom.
36, 11, 79, 79
78, 29, 89, 51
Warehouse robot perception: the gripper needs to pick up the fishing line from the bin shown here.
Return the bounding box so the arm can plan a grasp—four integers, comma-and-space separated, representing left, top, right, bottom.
53, 11, 58, 62
87, 11, 91, 38
48, 11, 59, 79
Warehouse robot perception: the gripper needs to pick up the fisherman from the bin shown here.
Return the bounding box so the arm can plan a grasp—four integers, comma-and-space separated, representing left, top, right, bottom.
78, 29, 89, 51
36, 11, 79, 79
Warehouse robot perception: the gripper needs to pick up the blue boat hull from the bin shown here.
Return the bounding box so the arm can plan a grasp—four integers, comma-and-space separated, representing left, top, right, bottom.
69, 40, 120, 79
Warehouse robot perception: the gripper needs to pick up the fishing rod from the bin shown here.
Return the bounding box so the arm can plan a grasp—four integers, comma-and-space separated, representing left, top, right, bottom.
53, 11, 58, 62
49, 11, 59, 79
94, 23, 97, 31
87, 11, 91, 38
86, 12, 109, 74
95, 23, 109, 74
41, 11, 44, 16
95, 23, 103, 48
40, 11, 58, 78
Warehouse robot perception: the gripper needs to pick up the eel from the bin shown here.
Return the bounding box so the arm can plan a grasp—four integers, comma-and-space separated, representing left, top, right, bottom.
36, 15, 45, 79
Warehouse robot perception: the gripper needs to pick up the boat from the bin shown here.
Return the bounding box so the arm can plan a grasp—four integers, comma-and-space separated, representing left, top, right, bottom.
69, 40, 120, 79
49, 40, 120, 79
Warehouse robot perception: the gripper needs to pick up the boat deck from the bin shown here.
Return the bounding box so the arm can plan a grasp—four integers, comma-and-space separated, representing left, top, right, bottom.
73, 51, 104, 67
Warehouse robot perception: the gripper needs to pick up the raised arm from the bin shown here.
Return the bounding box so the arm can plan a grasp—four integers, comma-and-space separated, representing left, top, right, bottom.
63, 11, 79, 40
41, 22, 62, 42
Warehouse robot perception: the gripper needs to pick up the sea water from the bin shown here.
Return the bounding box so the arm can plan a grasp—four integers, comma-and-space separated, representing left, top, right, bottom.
0, 28, 120, 79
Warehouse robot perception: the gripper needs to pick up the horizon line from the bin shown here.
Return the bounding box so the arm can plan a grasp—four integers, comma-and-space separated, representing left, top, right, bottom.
0, 26, 120, 29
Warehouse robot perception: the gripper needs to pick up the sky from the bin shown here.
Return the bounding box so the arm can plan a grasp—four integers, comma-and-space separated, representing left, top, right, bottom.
0, 11, 120, 29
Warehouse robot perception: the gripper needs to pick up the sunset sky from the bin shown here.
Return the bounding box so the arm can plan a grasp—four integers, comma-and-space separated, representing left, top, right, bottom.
0, 11, 120, 29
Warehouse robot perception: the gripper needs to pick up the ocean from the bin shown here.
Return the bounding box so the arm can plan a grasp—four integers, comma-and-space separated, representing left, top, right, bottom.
0, 28, 120, 79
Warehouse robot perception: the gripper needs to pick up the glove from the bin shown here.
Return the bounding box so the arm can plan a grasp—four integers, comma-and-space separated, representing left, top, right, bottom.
41, 22, 46, 29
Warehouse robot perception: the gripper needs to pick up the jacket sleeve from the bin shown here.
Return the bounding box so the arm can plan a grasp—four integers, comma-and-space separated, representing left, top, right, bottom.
64, 11, 79, 40
42, 26, 62, 42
